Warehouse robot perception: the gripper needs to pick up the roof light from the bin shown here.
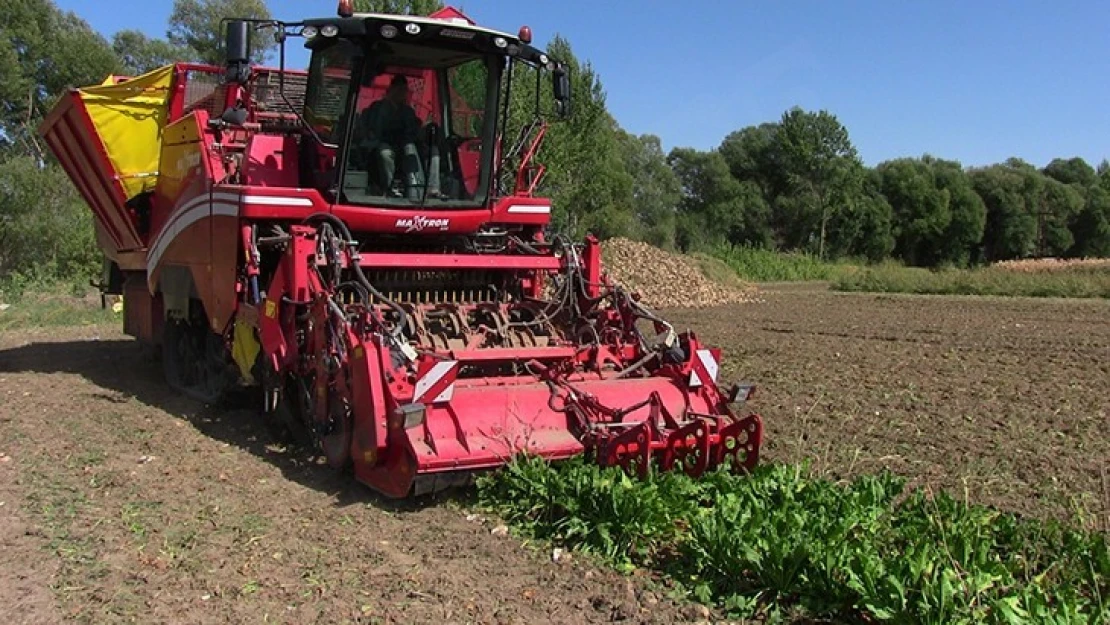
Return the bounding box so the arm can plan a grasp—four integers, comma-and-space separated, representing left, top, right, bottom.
337, 0, 353, 17
518, 25, 532, 44
301, 25, 318, 38
321, 24, 339, 37
380, 24, 397, 38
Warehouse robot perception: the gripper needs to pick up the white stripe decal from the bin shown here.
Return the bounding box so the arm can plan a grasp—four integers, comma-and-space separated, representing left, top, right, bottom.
147, 201, 239, 273
211, 191, 242, 202
413, 360, 456, 404
688, 349, 719, 388
698, 349, 719, 383
506, 205, 551, 214
147, 191, 239, 259
433, 385, 454, 403
243, 195, 313, 206
148, 201, 208, 267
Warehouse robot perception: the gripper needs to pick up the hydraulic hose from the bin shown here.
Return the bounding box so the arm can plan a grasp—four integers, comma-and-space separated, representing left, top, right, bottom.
302, 213, 408, 340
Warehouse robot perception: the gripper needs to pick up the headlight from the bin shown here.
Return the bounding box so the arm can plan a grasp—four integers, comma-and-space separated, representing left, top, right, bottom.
301, 25, 318, 38
493, 36, 507, 49
321, 24, 339, 37
380, 24, 397, 38
405, 23, 421, 35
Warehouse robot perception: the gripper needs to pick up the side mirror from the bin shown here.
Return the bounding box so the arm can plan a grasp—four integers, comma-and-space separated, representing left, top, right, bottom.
225, 20, 251, 84
553, 66, 571, 118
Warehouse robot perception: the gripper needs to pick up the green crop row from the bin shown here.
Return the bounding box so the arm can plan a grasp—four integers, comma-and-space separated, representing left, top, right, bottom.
477, 457, 1109, 624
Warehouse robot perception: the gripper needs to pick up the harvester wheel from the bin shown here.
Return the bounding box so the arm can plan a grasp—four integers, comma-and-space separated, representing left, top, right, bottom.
163, 315, 235, 404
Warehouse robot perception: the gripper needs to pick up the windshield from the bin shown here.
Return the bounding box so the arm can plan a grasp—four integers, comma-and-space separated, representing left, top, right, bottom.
303, 40, 356, 143
326, 42, 497, 208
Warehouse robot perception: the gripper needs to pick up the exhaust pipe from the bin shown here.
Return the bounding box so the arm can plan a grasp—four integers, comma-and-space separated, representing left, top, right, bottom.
222, 20, 251, 125
224, 20, 250, 84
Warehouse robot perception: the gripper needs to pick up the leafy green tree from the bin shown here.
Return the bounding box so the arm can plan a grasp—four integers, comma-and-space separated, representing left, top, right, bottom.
112, 30, 188, 75
1069, 185, 1110, 257
876, 156, 985, 266
931, 158, 987, 266
875, 158, 947, 265
856, 187, 897, 261
0, 155, 101, 282
1035, 178, 1084, 255
617, 132, 680, 249
167, 0, 273, 65
0, 0, 120, 155
718, 122, 780, 199
353, 0, 443, 13
966, 159, 1083, 261
1042, 157, 1096, 187
668, 148, 771, 251
772, 107, 864, 258
825, 178, 895, 262
703, 110, 893, 260
970, 163, 1035, 261
1040, 157, 1110, 258
991, 158, 1084, 257
1098, 159, 1110, 180
521, 36, 635, 240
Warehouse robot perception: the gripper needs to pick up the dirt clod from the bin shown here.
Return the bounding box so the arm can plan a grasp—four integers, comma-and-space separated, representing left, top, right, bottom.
601, 238, 759, 309
684, 604, 712, 621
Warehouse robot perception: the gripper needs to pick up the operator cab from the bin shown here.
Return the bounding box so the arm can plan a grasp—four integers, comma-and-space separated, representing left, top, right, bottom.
296, 8, 567, 210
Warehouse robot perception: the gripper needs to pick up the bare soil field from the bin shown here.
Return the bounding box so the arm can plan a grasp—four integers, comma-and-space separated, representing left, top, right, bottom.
665, 286, 1110, 525
1, 286, 1108, 623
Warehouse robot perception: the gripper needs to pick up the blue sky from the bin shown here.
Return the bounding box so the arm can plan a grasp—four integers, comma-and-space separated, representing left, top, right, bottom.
60, 0, 1110, 168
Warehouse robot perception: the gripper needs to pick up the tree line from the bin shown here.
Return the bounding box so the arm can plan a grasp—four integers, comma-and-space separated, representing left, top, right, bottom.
601, 110, 1110, 266
656, 115, 1110, 265
2, 0, 1108, 290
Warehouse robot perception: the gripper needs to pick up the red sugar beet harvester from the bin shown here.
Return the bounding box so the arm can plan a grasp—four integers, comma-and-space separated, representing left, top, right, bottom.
40, 3, 762, 497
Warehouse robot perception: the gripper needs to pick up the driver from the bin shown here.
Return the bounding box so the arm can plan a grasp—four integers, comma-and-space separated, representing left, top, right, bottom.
354, 74, 438, 198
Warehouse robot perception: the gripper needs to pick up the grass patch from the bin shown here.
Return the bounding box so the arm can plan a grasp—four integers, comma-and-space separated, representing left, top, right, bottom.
689, 252, 751, 290
0, 283, 118, 331
120, 500, 162, 545
708, 244, 860, 282
834, 264, 1110, 299
478, 456, 1110, 623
